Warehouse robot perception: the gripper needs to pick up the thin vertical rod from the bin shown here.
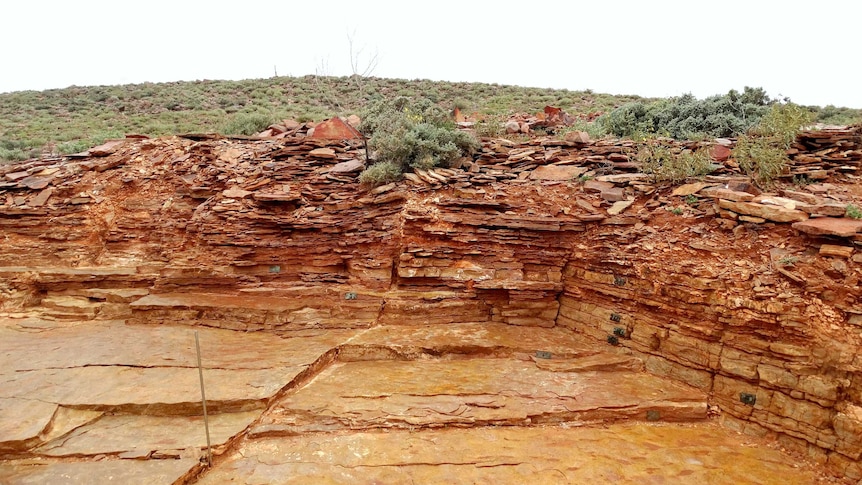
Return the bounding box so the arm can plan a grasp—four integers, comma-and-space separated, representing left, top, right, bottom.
195, 331, 213, 467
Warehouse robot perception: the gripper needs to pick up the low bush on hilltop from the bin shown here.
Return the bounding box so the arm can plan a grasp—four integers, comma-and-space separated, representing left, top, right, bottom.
815, 105, 862, 126
221, 112, 277, 136
600, 87, 777, 140
2, 77, 859, 164
358, 96, 479, 185
358, 161, 402, 186
733, 103, 814, 188
750, 102, 815, 147
637, 139, 717, 184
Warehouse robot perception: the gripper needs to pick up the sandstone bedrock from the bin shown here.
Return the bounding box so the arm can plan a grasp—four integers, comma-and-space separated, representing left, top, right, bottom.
1, 127, 861, 483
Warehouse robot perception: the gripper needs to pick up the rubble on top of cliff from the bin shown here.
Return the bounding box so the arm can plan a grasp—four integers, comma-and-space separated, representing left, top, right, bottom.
0, 123, 860, 243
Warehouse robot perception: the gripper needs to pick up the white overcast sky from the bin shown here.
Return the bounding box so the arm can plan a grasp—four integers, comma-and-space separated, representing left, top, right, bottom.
1, 0, 859, 108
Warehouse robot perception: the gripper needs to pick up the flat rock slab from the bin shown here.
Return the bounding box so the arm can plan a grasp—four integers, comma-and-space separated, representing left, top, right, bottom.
529, 165, 587, 181
343, 323, 597, 358
792, 217, 862, 237
0, 319, 355, 372
261, 358, 706, 432
130, 291, 375, 314
35, 410, 259, 457
0, 319, 358, 447
0, 266, 138, 277
718, 199, 809, 223
700, 186, 755, 202
129, 292, 380, 330
532, 353, 643, 372
0, 459, 197, 485
3, 366, 291, 413
197, 424, 823, 485
0, 398, 57, 451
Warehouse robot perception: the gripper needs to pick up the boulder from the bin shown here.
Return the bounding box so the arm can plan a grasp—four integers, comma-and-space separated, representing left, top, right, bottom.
564, 131, 591, 144
583, 180, 614, 193
710, 144, 732, 162
222, 187, 252, 199
792, 218, 862, 238
601, 188, 626, 202
529, 165, 587, 181
700, 187, 754, 202
718, 199, 808, 223
819, 245, 854, 258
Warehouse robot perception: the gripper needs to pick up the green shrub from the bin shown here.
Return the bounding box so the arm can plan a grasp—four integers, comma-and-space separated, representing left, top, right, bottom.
57, 140, 92, 154
473, 117, 504, 138
360, 96, 478, 172
558, 120, 607, 140
732, 103, 812, 188
221, 112, 274, 135
0, 138, 45, 162
359, 161, 402, 186
0, 147, 29, 163
453, 98, 471, 111
600, 101, 656, 138
814, 105, 862, 126
847, 204, 862, 219
600, 87, 772, 140
751, 103, 814, 148
637, 139, 716, 184
732, 136, 788, 188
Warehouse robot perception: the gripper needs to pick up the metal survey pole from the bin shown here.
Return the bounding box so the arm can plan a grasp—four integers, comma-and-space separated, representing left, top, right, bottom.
195, 331, 213, 467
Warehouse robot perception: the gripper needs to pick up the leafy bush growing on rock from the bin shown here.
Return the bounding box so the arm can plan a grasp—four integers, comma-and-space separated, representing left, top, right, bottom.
358, 96, 479, 185
732, 136, 787, 188
751, 102, 815, 147
637, 138, 716, 184
0, 140, 33, 163
473, 116, 505, 138
221, 112, 275, 136
558, 120, 607, 141
814, 105, 862, 126
600, 87, 773, 140
358, 161, 402, 186
733, 103, 814, 188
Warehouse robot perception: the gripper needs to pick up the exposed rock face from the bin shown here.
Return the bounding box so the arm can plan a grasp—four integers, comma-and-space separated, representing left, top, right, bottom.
557, 241, 862, 477
196, 424, 832, 485
1, 128, 861, 482
794, 218, 862, 238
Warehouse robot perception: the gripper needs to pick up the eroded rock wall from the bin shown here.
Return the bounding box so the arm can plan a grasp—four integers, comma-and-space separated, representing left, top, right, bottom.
1, 136, 584, 331
2, 130, 861, 478
557, 223, 862, 478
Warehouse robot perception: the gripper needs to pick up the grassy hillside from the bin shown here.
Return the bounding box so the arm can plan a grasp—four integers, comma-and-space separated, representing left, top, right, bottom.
0, 76, 641, 162
1, 75, 861, 163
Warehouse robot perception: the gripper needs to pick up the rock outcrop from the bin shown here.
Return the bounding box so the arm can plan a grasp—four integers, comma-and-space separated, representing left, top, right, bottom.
1, 126, 861, 481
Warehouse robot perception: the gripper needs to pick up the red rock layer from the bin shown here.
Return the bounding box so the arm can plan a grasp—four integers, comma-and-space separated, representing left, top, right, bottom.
557, 221, 862, 479
1, 129, 861, 478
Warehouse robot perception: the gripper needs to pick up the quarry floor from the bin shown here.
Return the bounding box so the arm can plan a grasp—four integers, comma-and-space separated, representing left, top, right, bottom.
0, 316, 850, 484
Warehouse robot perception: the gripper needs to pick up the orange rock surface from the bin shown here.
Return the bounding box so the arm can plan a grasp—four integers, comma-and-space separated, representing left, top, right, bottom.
1, 127, 861, 483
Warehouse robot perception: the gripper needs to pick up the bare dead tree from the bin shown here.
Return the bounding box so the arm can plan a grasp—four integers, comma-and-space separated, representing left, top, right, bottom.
308, 31, 379, 122
347, 30, 379, 98
311, 57, 343, 115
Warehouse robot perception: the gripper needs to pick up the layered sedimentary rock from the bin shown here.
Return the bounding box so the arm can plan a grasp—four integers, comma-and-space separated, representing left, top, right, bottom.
557, 220, 862, 478
1, 127, 861, 479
